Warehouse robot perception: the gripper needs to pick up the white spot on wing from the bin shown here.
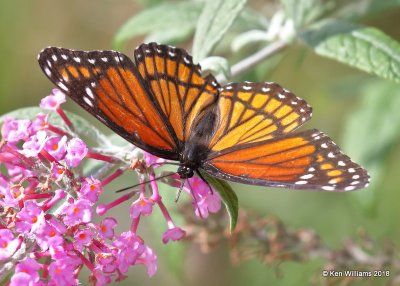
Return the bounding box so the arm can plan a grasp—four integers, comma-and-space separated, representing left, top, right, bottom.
44, 67, 52, 76
52, 55, 57, 61
74, 57, 81, 63
183, 55, 190, 64
345, 185, 356, 191
295, 180, 308, 185
300, 174, 313, 179
243, 85, 251, 90
101, 57, 108, 62
329, 179, 338, 184
58, 82, 68, 91
338, 161, 345, 166
278, 93, 285, 99
322, 186, 335, 191
88, 58, 95, 64
61, 54, 68, 60
85, 87, 94, 99
83, 96, 93, 107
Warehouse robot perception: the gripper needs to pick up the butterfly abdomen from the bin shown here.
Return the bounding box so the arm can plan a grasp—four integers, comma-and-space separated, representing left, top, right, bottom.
178, 108, 217, 177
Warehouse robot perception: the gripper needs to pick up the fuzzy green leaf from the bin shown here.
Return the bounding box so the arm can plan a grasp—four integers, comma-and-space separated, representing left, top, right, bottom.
145, 25, 194, 45
113, 2, 202, 50
200, 56, 231, 80
301, 20, 400, 83
192, 0, 247, 62
200, 171, 239, 232
280, 0, 331, 28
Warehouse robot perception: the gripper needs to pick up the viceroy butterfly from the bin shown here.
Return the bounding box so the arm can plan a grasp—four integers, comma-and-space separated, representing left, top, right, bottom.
38, 42, 369, 191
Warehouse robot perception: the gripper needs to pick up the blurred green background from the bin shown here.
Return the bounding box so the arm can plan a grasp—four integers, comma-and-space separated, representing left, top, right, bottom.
1, 0, 400, 285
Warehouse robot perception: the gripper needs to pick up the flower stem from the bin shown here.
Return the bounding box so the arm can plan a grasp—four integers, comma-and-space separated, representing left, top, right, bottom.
216, 39, 288, 83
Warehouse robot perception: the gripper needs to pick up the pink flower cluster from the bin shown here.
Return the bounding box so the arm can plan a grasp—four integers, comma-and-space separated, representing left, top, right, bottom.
0, 89, 222, 285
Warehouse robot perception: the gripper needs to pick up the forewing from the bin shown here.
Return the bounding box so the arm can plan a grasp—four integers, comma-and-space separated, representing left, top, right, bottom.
208, 82, 312, 151
38, 47, 179, 159
134, 43, 219, 147
203, 129, 370, 191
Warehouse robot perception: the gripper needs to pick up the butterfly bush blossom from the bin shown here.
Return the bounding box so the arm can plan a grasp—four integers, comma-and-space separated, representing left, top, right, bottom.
0, 89, 222, 285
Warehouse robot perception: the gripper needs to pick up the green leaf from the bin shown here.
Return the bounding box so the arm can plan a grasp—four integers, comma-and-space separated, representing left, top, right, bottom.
200, 171, 239, 232
145, 25, 194, 45
231, 7, 269, 31
301, 20, 400, 83
231, 30, 269, 52
342, 80, 400, 215
113, 2, 202, 50
338, 0, 400, 19
0, 107, 110, 147
192, 0, 247, 62
280, 0, 332, 28
0, 107, 42, 122
199, 56, 231, 80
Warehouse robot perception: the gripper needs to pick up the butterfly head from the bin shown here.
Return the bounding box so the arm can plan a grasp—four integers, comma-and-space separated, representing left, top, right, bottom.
177, 165, 194, 179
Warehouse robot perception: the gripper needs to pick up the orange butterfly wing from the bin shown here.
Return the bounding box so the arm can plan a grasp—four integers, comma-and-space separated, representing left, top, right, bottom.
208, 82, 312, 151
134, 43, 219, 146
203, 83, 369, 191
38, 47, 179, 159
204, 129, 370, 191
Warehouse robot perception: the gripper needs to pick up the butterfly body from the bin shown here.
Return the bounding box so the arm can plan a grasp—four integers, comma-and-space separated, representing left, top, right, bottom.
176, 110, 213, 178
38, 42, 370, 191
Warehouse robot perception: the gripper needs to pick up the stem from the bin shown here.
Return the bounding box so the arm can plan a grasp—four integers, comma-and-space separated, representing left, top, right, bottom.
216, 39, 288, 83
56, 107, 74, 131
101, 168, 124, 187
86, 151, 116, 164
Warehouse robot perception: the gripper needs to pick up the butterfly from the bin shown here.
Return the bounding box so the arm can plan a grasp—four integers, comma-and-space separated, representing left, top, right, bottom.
38, 42, 369, 191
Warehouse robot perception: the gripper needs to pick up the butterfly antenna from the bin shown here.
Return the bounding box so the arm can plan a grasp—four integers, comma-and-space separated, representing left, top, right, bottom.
175, 180, 185, 202
187, 178, 204, 219
115, 172, 176, 193
196, 170, 213, 195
